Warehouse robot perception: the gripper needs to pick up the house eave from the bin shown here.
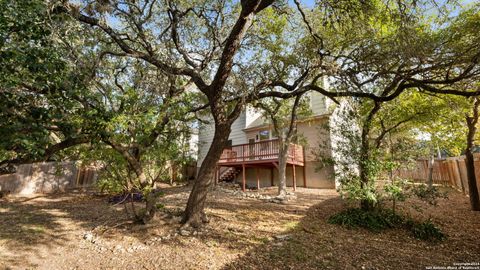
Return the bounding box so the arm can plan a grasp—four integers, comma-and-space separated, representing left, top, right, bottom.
242, 113, 331, 132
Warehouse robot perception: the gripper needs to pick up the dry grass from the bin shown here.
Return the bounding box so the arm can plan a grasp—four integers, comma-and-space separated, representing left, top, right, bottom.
0, 185, 478, 270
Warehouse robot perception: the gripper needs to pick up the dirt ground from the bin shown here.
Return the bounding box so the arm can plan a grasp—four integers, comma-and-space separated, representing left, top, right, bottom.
0, 184, 479, 270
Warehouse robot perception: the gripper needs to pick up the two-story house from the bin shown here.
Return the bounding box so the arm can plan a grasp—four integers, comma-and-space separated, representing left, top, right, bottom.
197, 84, 350, 190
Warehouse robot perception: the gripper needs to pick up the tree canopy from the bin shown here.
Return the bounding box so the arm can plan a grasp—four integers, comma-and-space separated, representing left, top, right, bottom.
1, 0, 480, 223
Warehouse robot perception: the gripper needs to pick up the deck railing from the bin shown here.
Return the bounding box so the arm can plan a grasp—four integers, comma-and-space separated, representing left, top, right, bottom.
218, 139, 304, 165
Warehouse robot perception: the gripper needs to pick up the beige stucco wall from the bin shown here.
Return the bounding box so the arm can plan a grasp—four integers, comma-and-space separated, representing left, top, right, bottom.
233, 166, 305, 188
233, 162, 334, 189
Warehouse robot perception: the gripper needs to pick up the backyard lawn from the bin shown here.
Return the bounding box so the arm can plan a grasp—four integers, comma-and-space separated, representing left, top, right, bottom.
1, 185, 478, 270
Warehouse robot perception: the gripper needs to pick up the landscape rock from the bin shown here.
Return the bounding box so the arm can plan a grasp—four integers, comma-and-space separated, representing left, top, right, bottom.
114, 245, 124, 253
179, 229, 191, 236
274, 234, 291, 241
170, 216, 182, 223
82, 232, 96, 243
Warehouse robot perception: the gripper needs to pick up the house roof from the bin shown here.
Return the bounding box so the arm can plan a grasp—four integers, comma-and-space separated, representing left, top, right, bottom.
245, 116, 269, 130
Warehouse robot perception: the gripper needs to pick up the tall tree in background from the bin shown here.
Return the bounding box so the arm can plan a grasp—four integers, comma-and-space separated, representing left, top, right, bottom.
0, 0, 93, 170
397, 87, 480, 211
4, 0, 480, 224
62, 0, 480, 220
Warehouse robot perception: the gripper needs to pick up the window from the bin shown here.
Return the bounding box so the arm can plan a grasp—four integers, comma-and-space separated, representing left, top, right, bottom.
259, 130, 270, 141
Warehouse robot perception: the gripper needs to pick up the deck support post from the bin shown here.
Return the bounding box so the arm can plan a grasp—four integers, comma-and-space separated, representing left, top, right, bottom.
256, 168, 260, 190
242, 164, 246, 192
302, 148, 307, 188
303, 164, 307, 188
293, 164, 296, 191
215, 166, 219, 186
270, 167, 274, 186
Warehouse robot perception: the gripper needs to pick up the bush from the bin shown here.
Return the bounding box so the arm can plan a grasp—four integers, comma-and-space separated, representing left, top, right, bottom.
329, 208, 446, 242
328, 208, 404, 232
383, 179, 409, 202
339, 176, 380, 207
412, 184, 448, 206
96, 177, 124, 194
406, 219, 445, 242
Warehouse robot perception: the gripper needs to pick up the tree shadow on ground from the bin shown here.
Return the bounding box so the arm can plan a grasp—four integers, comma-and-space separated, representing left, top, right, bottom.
0, 190, 127, 268
156, 188, 340, 255
0, 184, 200, 269
2, 185, 477, 270
221, 189, 480, 270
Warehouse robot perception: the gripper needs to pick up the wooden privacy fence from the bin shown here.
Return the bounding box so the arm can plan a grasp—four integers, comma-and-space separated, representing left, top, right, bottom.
0, 161, 97, 195
170, 161, 197, 182
395, 153, 480, 195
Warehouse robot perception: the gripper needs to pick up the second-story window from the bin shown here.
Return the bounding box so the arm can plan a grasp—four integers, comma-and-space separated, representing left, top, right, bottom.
259, 130, 270, 141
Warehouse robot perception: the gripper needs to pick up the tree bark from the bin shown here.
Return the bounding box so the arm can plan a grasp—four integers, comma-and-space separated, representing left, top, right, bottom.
277, 140, 289, 198
182, 123, 232, 227
128, 169, 160, 224
465, 98, 480, 211
106, 141, 161, 223
141, 190, 161, 224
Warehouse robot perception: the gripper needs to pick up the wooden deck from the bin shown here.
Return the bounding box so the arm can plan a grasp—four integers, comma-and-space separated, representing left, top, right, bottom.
216, 139, 305, 192
217, 139, 304, 166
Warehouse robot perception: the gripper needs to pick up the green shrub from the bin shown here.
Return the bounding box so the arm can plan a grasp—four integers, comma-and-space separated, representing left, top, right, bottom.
328, 208, 404, 232
339, 176, 380, 207
329, 208, 446, 242
406, 219, 445, 242
383, 179, 409, 202
412, 184, 448, 206
95, 177, 124, 194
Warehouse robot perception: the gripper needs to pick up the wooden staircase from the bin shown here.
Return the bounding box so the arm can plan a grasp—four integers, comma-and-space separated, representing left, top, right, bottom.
219, 167, 240, 182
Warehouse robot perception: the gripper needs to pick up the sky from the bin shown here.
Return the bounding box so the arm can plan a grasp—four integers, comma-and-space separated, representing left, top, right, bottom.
288, 0, 315, 8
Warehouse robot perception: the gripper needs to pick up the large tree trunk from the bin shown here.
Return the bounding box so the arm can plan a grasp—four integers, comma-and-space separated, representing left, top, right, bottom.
182, 123, 231, 227
464, 149, 479, 211
132, 171, 159, 224
277, 141, 289, 198
358, 139, 374, 210
359, 120, 373, 210
141, 190, 161, 224
465, 98, 480, 211
359, 131, 370, 186
109, 143, 160, 223
359, 102, 381, 210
